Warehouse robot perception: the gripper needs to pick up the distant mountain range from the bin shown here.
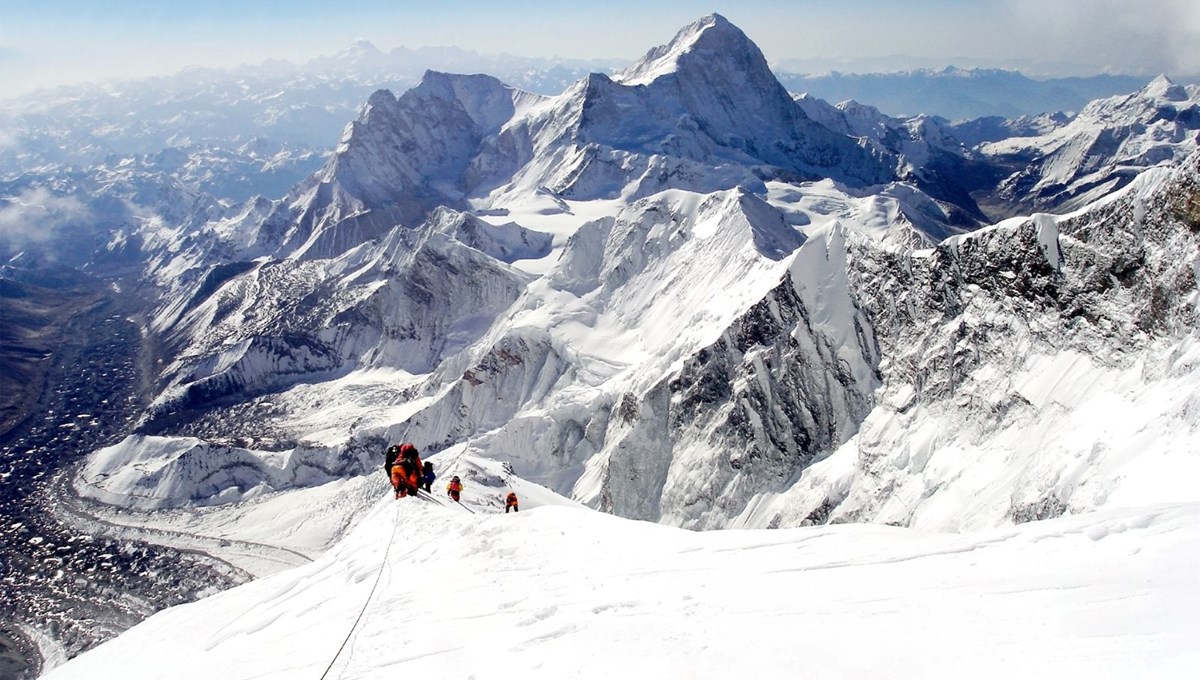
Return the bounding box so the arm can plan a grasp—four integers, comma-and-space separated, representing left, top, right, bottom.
777, 67, 1172, 121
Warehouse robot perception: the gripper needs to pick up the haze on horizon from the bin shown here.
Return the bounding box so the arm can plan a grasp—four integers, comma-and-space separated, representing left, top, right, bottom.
1, 0, 1198, 96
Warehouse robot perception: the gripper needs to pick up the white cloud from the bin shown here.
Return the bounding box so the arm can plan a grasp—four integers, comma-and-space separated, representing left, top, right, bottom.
0, 187, 93, 250
0, 127, 19, 152
1005, 0, 1200, 75
731, 1, 1198, 77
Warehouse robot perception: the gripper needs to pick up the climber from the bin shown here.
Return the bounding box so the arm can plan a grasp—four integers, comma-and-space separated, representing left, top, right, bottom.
421, 461, 436, 492
447, 475, 464, 503
384, 443, 403, 479
505, 492, 519, 513
390, 443, 423, 499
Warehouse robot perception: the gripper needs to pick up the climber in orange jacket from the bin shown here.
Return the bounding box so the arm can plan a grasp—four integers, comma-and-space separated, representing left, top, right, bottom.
505, 492, 519, 513
390, 443, 423, 499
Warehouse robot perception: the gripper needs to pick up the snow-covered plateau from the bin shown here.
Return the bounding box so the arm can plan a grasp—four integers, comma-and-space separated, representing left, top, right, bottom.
4, 12, 1200, 679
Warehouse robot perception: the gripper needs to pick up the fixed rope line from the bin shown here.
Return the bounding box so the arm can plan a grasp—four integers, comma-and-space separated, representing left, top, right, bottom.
318, 500, 401, 680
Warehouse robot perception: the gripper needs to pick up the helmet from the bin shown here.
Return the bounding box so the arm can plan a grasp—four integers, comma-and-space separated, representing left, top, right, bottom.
452, 476, 460, 482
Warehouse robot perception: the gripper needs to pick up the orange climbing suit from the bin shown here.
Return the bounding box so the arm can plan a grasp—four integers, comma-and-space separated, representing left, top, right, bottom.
391, 448, 422, 498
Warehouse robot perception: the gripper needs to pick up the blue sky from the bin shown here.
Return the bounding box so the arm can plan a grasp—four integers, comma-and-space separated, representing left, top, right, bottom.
1, 0, 1198, 93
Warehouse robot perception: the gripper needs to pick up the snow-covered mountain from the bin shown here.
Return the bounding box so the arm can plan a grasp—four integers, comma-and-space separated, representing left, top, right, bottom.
983, 75, 1200, 212
594, 15, 892, 188
5, 13, 1200, 677
90, 14, 1200, 533
0, 44, 619, 275
277, 73, 548, 260
792, 93, 1000, 229
284, 13, 899, 236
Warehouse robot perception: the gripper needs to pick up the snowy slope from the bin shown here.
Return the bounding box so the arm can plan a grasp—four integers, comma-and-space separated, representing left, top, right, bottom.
42, 472, 1200, 679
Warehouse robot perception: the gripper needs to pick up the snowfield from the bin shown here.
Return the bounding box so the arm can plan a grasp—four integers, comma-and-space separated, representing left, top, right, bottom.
42, 465, 1200, 679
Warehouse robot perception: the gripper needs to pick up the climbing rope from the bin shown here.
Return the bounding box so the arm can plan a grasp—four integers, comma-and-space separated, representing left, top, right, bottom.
318, 499, 401, 680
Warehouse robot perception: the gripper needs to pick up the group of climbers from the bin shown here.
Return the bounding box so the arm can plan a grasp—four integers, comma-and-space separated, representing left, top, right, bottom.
384, 442, 517, 511
385, 443, 424, 499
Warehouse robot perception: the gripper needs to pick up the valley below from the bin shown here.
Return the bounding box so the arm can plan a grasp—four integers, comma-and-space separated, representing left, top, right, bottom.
0, 276, 242, 679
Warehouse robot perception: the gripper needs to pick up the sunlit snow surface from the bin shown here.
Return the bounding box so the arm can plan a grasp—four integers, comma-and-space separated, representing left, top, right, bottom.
43, 460, 1200, 679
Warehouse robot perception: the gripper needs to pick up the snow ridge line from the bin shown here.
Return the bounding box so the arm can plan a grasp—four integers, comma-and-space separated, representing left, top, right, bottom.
319, 500, 401, 680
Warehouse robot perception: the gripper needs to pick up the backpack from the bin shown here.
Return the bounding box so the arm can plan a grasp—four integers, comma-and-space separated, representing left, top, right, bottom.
397, 456, 418, 477
400, 443, 419, 463
384, 444, 402, 469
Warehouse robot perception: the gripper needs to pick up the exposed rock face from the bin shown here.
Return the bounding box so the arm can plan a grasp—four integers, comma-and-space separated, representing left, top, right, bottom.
630, 268, 878, 528
759, 153, 1200, 531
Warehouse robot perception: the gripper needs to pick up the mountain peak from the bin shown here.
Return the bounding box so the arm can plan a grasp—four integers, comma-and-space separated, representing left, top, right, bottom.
1144, 74, 1188, 102
348, 38, 380, 52
558, 13, 894, 189
613, 13, 761, 86
335, 38, 387, 64
689, 12, 735, 33
365, 88, 396, 108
